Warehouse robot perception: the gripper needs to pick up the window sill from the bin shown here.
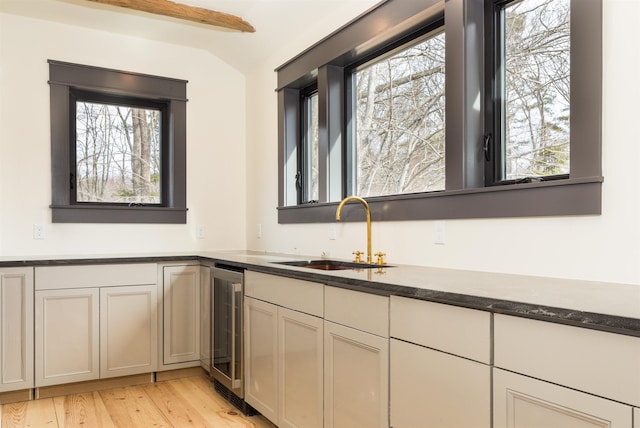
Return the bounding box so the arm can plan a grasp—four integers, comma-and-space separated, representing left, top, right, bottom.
51, 205, 188, 224
277, 177, 603, 224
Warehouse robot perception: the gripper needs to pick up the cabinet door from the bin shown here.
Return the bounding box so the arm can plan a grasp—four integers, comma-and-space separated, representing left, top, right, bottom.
390, 338, 490, 428
100, 285, 157, 378
494, 368, 633, 428
0, 268, 34, 392
244, 297, 278, 424
279, 307, 323, 428
163, 266, 200, 365
324, 321, 389, 428
35, 288, 99, 386
634, 408, 639, 428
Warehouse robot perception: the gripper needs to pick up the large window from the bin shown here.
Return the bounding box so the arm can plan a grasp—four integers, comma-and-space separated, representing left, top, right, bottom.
277, 0, 602, 223
49, 60, 188, 223
352, 31, 446, 197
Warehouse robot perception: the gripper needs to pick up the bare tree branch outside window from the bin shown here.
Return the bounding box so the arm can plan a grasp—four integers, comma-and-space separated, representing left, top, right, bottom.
304, 91, 319, 201
354, 31, 446, 198
504, 0, 570, 179
75, 101, 161, 204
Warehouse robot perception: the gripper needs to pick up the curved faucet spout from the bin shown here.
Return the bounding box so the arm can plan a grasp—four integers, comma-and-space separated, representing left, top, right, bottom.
335, 196, 372, 264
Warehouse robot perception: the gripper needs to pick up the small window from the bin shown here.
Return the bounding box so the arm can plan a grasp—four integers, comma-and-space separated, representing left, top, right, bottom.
351, 31, 446, 197
72, 91, 166, 205
48, 60, 188, 223
300, 87, 319, 202
493, 0, 571, 182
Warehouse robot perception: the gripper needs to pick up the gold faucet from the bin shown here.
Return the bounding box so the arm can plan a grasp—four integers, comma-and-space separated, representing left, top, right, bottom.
335, 196, 373, 264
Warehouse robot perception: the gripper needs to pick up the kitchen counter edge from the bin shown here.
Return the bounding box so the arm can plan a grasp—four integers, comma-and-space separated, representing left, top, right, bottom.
1, 252, 637, 338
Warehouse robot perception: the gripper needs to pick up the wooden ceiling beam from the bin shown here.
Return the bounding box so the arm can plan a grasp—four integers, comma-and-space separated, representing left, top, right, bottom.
85, 0, 255, 32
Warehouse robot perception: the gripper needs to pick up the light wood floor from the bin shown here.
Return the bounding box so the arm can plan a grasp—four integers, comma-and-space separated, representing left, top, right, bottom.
0, 375, 275, 428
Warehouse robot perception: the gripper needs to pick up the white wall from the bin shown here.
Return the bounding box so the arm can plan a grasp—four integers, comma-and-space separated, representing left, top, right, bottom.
0, 12, 247, 256
246, 0, 640, 285
1, 1, 638, 285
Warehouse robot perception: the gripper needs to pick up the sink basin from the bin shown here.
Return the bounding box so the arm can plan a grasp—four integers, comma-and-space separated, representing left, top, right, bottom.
272, 260, 392, 270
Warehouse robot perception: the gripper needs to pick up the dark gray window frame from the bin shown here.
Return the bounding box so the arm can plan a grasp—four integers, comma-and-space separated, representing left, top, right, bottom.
48, 60, 188, 223
276, 0, 602, 224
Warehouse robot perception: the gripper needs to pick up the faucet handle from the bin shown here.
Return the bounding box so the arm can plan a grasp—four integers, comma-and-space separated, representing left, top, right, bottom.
352, 251, 364, 263
374, 252, 387, 265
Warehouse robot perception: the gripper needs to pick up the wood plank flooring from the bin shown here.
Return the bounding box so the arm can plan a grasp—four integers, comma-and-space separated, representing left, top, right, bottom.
0, 375, 275, 428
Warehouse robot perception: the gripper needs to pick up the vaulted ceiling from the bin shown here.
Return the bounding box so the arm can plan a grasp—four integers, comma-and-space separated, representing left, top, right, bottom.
0, 0, 381, 73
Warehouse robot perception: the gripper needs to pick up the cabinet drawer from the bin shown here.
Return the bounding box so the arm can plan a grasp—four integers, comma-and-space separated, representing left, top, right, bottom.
245, 271, 323, 317
493, 368, 633, 428
35, 264, 157, 290
325, 287, 388, 337
391, 339, 491, 428
494, 314, 640, 406
390, 296, 490, 364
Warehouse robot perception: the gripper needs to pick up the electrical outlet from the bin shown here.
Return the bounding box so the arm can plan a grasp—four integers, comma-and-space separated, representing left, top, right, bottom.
196, 224, 206, 239
434, 221, 445, 245
33, 223, 45, 240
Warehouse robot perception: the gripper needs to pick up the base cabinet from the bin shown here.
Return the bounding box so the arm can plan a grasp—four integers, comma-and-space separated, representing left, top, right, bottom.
244, 296, 323, 428
390, 338, 490, 428
324, 320, 388, 428
389, 296, 491, 428
35, 264, 158, 387
494, 368, 633, 428
0, 268, 34, 392
245, 297, 278, 423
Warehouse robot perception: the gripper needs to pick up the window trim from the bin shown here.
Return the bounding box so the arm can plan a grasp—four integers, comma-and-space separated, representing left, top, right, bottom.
276, 0, 602, 224
48, 60, 188, 223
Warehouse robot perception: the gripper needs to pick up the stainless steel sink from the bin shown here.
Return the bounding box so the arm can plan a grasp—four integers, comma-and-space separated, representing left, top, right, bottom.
272, 260, 392, 270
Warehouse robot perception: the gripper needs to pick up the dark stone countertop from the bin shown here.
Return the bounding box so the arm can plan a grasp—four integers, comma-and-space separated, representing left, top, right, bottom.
2, 250, 638, 337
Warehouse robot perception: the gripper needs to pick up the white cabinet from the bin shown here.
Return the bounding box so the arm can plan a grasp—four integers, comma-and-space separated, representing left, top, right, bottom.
324, 287, 389, 428
0, 268, 34, 392
244, 271, 324, 428
390, 339, 490, 428
494, 314, 639, 428
389, 296, 491, 428
634, 408, 639, 428
244, 296, 278, 423
324, 320, 388, 428
160, 265, 200, 368
279, 306, 323, 428
245, 297, 324, 428
35, 288, 100, 386
100, 285, 157, 378
494, 314, 640, 407
35, 263, 158, 387
494, 368, 633, 428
